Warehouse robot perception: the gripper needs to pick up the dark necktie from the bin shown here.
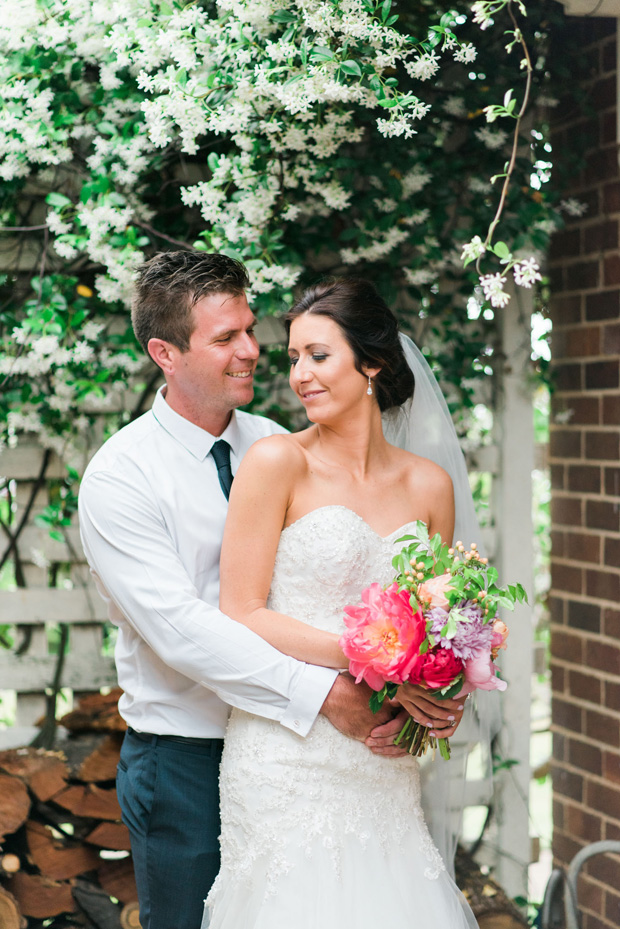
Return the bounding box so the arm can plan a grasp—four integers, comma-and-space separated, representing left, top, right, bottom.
211, 439, 234, 500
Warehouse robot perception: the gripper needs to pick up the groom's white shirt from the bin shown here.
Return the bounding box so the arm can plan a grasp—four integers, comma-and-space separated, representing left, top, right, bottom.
79, 387, 337, 739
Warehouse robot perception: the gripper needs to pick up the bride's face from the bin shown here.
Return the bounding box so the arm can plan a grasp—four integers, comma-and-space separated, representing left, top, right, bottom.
288, 313, 375, 422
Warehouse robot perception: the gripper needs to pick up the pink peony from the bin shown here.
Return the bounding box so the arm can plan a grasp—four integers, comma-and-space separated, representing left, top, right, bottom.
462, 653, 507, 692
412, 646, 464, 690
340, 583, 426, 691
417, 573, 452, 610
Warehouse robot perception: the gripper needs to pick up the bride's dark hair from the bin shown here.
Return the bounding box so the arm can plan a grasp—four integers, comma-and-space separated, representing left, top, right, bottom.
284, 278, 415, 413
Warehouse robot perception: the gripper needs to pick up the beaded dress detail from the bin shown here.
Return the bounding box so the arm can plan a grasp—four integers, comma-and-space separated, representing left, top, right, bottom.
204, 507, 478, 929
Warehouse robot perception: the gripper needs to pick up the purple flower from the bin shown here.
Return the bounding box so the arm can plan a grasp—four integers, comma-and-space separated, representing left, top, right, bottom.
428, 601, 492, 661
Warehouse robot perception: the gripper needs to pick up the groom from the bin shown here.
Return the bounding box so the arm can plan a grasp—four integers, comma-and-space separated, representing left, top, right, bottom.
79, 251, 463, 929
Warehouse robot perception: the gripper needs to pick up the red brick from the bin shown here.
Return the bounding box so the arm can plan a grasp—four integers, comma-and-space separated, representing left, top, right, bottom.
604, 255, 620, 286
554, 326, 601, 360
553, 731, 567, 762
578, 874, 605, 915
586, 841, 620, 885
586, 430, 620, 460
586, 708, 620, 743
554, 395, 600, 426
604, 466, 620, 496
552, 663, 566, 693
568, 739, 603, 775
567, 599, 602, 633
566, 531, 602, 562
567, 467, 602, 494
586, 781, 620, 818
551, 464, 566, 491
605, 820, 620, 842
583, 219, 618, 253
554, 362, 583, 392
605, 890, 620, 927
604, 608, 620, 638
569, 669, 603, 704
585, 360, 620, 390
601, 111, 616, 146
582, 914, 610, 929
554, 697, 583, 731
566, 803, 603, 842
602, 396, 619, 425
549, 595, 566, 625
603, 180, 620, 211
567, 260, 600, 291
552, 561, 583, 595
553, 831, 584, 868
550, 294, 582, 325
604, 680, 620, 711
603, 751, 620, 784
552, 495, 582, 527
553, 765, 584, 802
586, 639, 620, 675
552, 629, 584, 663
586, 499, 619, 531
586, 568, 620, 601
603, 323, 620, 354
591, 76, 617, 112
552, 797, 565, 830
549, 265, 565, 293
550, 428, 583, 459
602, 38, 617, 73
550, 228, 581, 261
604, 538, 620, 568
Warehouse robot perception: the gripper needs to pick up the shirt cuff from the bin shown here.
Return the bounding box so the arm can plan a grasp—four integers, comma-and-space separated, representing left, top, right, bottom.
280, 664, 339, 737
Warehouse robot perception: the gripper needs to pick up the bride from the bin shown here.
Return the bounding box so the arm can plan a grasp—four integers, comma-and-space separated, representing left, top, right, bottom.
203, 278, 479, 928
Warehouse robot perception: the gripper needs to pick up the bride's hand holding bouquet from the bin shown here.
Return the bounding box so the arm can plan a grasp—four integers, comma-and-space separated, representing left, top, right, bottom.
339, 521, 527, 759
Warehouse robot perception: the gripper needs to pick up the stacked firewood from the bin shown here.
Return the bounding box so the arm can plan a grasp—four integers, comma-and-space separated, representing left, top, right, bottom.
0, 689, 140, 929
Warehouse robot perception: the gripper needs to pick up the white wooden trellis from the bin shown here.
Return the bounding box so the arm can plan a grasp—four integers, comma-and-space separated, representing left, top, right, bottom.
0, 302, 536, 897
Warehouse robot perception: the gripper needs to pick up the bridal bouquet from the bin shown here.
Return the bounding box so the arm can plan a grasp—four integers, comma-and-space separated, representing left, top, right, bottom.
339, 522, 527, 759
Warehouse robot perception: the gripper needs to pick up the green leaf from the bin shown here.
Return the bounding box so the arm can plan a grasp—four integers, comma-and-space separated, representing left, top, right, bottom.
492, 241, 511, 259
340, 60, 362, 77
49, 530, 65, 542
46, 192, 72, 209
310, 46, 335, 62
381, 0, 392, 21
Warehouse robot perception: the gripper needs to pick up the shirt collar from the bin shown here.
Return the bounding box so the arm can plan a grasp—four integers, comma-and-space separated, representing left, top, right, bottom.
152, 387, 243, 461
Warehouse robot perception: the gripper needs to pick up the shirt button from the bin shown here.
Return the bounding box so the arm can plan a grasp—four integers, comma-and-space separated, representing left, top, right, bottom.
293, 720, 300, 728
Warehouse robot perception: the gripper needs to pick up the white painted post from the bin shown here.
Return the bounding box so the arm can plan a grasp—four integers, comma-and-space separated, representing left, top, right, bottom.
491, 285, 535, 897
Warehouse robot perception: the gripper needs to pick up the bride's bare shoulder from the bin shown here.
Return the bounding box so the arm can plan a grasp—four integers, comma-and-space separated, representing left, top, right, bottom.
395, 446, 453, 494
240, 431, 309, 477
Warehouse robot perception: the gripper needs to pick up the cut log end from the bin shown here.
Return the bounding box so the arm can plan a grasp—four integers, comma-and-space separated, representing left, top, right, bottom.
120, 900, 142, 929
1, 853, 22, 875
0, 885, 27, 929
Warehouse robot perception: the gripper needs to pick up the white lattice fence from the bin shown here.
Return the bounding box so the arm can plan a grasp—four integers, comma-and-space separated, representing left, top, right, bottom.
0, 443, 116, 732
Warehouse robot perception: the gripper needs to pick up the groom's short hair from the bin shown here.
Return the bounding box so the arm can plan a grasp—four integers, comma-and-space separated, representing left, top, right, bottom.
132, 251, 250, 355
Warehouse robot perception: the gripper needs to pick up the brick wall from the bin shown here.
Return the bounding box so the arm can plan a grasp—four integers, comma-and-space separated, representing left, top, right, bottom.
549, 16, 620, 929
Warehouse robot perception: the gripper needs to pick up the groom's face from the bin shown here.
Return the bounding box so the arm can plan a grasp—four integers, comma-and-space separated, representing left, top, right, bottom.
177, 291, 259, 416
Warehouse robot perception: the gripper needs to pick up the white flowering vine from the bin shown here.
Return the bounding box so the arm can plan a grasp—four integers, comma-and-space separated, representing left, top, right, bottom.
0, 0, 571, 466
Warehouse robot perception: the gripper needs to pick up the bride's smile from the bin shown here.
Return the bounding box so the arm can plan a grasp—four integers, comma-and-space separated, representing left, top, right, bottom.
288, 313, 379, 422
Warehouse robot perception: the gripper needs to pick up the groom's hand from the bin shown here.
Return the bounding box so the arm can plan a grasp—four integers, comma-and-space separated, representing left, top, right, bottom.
320, 673, 395, 743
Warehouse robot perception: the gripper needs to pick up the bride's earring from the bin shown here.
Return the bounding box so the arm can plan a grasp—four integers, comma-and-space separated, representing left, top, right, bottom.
367, 375, 373, 396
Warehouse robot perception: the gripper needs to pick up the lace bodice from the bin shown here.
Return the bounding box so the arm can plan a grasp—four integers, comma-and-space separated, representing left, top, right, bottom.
268, 505, 414, 630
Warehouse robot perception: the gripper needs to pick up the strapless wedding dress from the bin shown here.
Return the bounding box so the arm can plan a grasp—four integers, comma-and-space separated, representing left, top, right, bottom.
203, 506, 478, 928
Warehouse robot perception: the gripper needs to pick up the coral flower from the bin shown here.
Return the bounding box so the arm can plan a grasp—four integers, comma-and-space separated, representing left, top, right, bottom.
417, 573, 452, 610
340, 583, 426, 691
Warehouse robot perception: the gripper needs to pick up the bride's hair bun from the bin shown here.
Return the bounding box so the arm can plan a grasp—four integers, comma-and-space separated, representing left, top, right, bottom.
285, 278, 415, 412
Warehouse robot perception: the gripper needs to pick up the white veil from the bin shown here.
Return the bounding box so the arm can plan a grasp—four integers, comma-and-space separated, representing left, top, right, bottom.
382, 334, 502, 873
